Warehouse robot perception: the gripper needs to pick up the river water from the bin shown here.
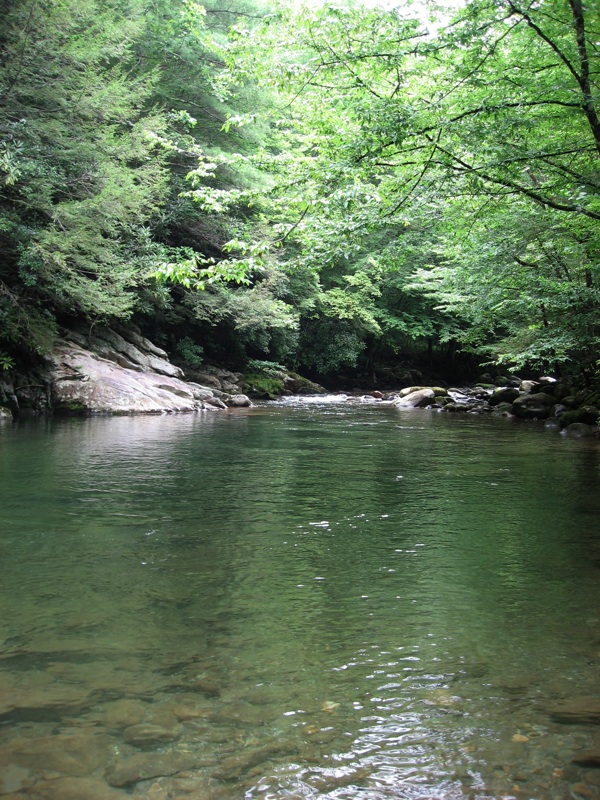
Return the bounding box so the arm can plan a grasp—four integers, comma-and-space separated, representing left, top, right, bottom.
1, 400, 600, 799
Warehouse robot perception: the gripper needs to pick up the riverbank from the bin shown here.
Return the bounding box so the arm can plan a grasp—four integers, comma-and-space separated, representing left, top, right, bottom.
272, 376, 600, 438
1, 329, 598, 437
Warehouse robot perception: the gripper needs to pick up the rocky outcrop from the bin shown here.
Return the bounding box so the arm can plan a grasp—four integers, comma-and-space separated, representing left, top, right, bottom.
1, 327, 252, 416
51, 342, 202, 414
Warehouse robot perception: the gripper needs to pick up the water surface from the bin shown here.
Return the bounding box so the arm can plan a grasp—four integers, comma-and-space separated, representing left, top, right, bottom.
1, 403, 600, 799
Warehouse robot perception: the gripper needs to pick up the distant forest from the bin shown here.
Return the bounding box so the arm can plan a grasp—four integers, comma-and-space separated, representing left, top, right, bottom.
1, 0, 599, 385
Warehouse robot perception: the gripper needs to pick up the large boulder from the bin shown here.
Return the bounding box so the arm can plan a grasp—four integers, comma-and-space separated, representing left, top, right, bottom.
48, 332, 253, 414
519, 379, 541, 394
186, 366, 245, 394
69, 327, 183, 379
398, 385, 447, 398
393, 388, 435, 408
489, 386, 520, 406
559, 405, 599, 427
511, 392, 555, 419
563, 422, 594, 438
50, 343, 201, 413
227, 394, 252, 407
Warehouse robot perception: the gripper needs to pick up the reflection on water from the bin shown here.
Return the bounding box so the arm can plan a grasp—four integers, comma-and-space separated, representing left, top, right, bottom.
1, 406, 600, 799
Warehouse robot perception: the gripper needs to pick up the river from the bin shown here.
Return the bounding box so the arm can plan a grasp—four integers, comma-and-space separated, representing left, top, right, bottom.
1, 400, 599, 799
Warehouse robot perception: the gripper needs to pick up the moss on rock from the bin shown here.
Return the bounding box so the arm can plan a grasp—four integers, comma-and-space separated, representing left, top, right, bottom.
242, 372, 286, 399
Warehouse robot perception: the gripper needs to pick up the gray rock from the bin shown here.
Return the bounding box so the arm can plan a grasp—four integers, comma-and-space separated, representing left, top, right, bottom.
494, 374, 521, 387
225, 394, 252, 407
50, 342, 206, 414
203, 396, 227, 410
394, 388, 435, 408
564, 423, 594, 438
90, 328, 183, 379
96, 699, 148, 729
512, 392, 555, 419
489, 387, 520, 406
28, 777, 127, 800
553, 381, 572, 400
122, 724, 179, 745
547, 698, 600, 725
212, 741, 297, 781
573, 405, 599, 425
107, 753, 208, 786
572, 748, 600, 767
492, 402, 515, 415
520, 379, 541, 394
0, 763, 36, 794
186, 383, 217, 402
0, 732, 113, 777
398, 385, 447, 398
544, 417, 561, 431
185, 371, 222, 390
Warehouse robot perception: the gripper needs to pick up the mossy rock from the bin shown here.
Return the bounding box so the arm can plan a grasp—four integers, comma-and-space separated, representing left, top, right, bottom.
242, 372, 285, 400
284, 372, 326, 395
559, 405, 599, 427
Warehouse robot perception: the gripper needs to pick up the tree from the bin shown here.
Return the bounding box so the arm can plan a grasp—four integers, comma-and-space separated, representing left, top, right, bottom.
222, 0, 600, 376
0, 0, 174, 354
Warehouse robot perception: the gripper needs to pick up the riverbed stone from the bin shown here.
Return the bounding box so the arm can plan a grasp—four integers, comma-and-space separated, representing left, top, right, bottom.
544, 417, 561, 431
564, 423, 595, 438
489, 387, 520, 406
512, 392, 555, 419
30, 777, 128, 800
186, 384, 218, 402
560, 406, 599, 426
551, 403, 568, 417
107, 752, 208, 786
394, 388, 435, 408
96, 699, 149, 729
573, 747, 600, 767
212, 741, 297, 780
0, 764, 36, 794
225, 394, 252, 407
122, 723, 179, 745
571, 783, 597, 798
0, 680, 92, 719
520, 380, 540, 394
202, 395, 227, 410
547, 698, 600, 724
0, 732, 114, 776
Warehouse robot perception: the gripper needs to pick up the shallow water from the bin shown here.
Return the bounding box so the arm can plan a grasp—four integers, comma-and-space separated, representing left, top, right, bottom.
1, 403, 600, 799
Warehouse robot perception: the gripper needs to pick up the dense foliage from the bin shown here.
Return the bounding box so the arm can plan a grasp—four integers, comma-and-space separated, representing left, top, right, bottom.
1, 0, 599, 383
